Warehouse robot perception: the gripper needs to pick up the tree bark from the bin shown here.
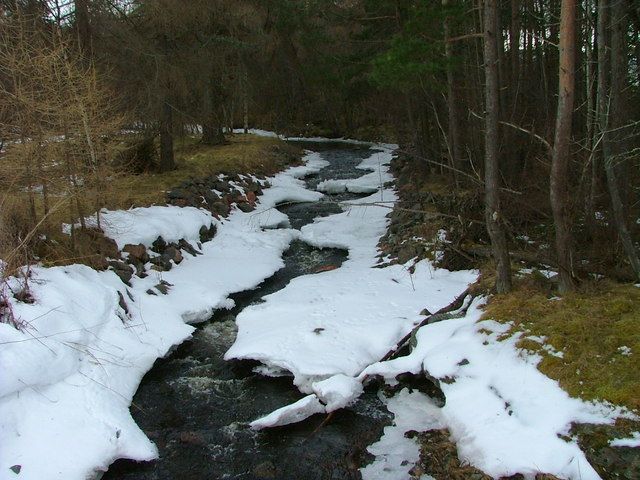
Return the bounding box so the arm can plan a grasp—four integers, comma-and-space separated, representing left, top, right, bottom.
443, 0, 462, 184
550, 0, 577, 292
598, 0, 640, 280
159, 98, 175, 172
74, 0, 91, 56
483, 0, 512, 293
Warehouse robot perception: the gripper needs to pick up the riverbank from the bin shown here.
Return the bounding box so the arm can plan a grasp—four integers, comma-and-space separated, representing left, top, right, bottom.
379, 151, 640, 479
1, 133, 637, 480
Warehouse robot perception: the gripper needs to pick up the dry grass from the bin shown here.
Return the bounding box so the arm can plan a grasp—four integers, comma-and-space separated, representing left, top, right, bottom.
0, 134, 301, 269
104, 134, 301, 209
482, 277, 640, 411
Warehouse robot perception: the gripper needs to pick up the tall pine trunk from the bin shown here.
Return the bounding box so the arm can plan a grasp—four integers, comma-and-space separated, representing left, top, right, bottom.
598, 0, 640, 280
550, 0, 577, 292
483, 0, 512, 293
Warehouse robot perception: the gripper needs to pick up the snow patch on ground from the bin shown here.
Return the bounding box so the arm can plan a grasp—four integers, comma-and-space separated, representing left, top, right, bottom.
361, 389, 444, 480
610, 431, 640, 448
225, 147, 476, 396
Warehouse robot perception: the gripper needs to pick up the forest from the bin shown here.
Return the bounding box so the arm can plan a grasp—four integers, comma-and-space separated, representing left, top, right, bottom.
0, 1, 639, 479
0, 0, 639, 292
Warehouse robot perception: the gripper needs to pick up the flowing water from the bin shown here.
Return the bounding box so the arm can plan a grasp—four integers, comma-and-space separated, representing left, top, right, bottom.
104, 143, 391, 480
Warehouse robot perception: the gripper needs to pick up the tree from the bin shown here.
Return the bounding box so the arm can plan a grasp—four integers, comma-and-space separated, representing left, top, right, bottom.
549, 0, 577, 292
597, 0, 640, 281
483, 0, 511, 293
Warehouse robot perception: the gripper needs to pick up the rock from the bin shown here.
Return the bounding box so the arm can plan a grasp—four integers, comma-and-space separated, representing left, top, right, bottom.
154, 280, 172, 295
146, 289, 157, 296
178, 239, 200, 256
122, 243, 149, 263
117, 291, 130, 317
178, 431, 207, 446
151, 236, 167, 254
108, 260, 133, 285
211, 201, 230, 217
150, 255, 172, 271
164, 246, 183, 265
199, 224, 217, 242
252, 461, 277, 478
237, 202, 254, 213
246, 191, 257, 206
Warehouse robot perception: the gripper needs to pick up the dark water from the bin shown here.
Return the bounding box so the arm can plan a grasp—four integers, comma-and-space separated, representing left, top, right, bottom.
104, 143, 390, 480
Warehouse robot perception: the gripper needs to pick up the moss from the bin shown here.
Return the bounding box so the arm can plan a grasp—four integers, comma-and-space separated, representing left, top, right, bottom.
483, 279, 640, 411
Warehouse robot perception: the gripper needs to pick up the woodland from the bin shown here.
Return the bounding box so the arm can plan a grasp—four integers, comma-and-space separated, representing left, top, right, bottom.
0, 0, 639, 293
1, 1, 640, 479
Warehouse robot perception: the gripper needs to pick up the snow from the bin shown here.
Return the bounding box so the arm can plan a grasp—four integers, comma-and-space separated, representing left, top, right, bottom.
225, 147, 476, 395
361, 389, 443, 480
2, 132, 632, 480
0, 150, 328, 480
63, 205, 214, 250
312, 374, 363, 412
361, 299, 632, 479
610, 431, 640, 448
250, 394, 326, 430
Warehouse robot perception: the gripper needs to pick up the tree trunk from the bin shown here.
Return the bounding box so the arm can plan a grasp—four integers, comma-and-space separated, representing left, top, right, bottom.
159, 98, 175, 172
598, 0, 640, 280
550, 0, 577, 292
74, 0, 91, 55
483, 0, 512, 293
443, 0, 462, 184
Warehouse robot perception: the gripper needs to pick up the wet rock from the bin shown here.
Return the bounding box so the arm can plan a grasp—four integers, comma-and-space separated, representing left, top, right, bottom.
211, 201, 230, 217
117, 291, 130, 318
150, 255, 172, 271
154, 280, 172, 295
122, 243, 149, 263
199, 224, 217, 242
178, 431, 207, 446
252, 461, 277, 478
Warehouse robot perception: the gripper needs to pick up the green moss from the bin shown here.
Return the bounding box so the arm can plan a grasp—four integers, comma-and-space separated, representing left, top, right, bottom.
483, 280, 640, 411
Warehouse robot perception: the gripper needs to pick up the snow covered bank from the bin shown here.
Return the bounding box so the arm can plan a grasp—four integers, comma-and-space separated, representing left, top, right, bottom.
0, 151, 325, 480
360, 299, 634, 480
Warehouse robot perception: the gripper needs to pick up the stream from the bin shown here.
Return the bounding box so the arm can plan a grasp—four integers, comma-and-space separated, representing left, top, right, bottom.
104, 143, 392, 480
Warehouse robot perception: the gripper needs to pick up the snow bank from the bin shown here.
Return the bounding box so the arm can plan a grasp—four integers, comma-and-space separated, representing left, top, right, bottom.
0, 151, 327, 480
361, 300, 630, 480
64, 205, 214, 250
312, 374, 363, 412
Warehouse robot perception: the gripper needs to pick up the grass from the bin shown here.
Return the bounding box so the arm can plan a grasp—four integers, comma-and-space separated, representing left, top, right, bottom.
106, 134, 301, 209
0, 133, 302, 268
482, 276, 640, 412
